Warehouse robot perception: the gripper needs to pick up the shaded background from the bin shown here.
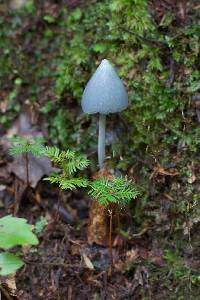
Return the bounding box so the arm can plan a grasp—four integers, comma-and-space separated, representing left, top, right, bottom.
0, 0, 200, 299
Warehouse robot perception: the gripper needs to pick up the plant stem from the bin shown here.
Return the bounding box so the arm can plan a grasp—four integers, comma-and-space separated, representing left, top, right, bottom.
98, 114, 106, 169
24, 152, 29, 186
109, 209, 113, 272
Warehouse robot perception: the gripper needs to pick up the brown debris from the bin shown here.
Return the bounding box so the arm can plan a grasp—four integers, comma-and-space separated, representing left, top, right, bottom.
87, 169, 112, 246
0, 274, 17, 298
87, 199, 108, 246
150, 0, 190, 24
150, 163, 179, 180
9, 153, 56, 189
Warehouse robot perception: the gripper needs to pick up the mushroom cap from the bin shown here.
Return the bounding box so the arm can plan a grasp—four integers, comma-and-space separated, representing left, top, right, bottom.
81, 59, 128, 114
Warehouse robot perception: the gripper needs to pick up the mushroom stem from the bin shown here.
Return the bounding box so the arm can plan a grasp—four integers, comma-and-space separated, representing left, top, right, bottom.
98, 114, 106, 169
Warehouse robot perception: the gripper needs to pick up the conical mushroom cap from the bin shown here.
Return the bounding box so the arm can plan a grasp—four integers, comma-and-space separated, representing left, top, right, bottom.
81, 59, 128, 114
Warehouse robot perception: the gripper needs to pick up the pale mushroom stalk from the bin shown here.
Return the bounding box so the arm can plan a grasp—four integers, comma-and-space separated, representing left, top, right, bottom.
98, 113, 106, 169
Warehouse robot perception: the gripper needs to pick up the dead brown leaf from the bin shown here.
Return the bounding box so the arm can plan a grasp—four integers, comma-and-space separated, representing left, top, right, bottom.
187, 162, 196, 184
150, 163, 179, 179
82, 252, 94, 270
126, 248, 139, 262
9, 153, 57, 188
4, 112, 58, 188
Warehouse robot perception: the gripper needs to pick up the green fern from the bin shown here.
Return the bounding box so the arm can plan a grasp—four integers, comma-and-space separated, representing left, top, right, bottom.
89, 176, 140, 207
43, 146, 89, 189
44, 175, 88, 190
9, 136, 45, 157
9, 136, 89, 191
41, 146, 89, 189
44, 146, 89, 175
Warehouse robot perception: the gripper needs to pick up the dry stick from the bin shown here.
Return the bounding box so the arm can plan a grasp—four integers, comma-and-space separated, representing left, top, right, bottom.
108, 208, 113, 272
26, 261, 71, 268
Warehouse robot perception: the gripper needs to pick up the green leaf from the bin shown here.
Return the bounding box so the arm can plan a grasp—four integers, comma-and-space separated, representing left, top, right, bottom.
0, 215, 39, 250
93, 43, 107, 53
0, 252, 24, 276
71, 8, 82, 21
43, 15, 56, 23
34, 216, 48, 234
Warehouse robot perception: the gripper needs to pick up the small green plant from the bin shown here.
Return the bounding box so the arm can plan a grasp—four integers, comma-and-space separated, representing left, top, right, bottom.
164, 249, 200, 296
9, 136, 45, 157
9, 136, 139, 270
89, 176, 139, 206
89, 176, 139, 269
43, 146, 89, 190
0, 215, 38, 275
34, 216, 48, 235
9, 136, 89, 191
164, 250, 191, 281
9, 136, 45, 186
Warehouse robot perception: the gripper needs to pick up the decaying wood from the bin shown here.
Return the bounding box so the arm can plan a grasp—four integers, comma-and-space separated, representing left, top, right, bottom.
87, 199, 108, 245
87, 169, 112, 246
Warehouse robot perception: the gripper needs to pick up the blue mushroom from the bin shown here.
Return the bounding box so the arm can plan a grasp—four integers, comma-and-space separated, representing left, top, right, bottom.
81, 59, 128, 169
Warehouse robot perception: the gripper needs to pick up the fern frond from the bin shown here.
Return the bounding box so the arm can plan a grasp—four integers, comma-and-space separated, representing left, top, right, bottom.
44, 146, 89, 175
30, 137, 45, 156
9, 136, 28, 156
65, 149, 76, 159
66, 154, 90, 175
59, 178, 88, 190
89, 176, 140, 207
9, 146, 26, 156
44, 146, 60, 160
9, 136, 45, 157
9, 136, 90, 193
43, 173, 60, 183
44, 175, 88, 190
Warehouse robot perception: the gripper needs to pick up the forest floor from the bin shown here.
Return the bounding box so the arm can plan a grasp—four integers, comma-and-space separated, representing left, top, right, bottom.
0, 111, 166, 299
1, 105, 200, 299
